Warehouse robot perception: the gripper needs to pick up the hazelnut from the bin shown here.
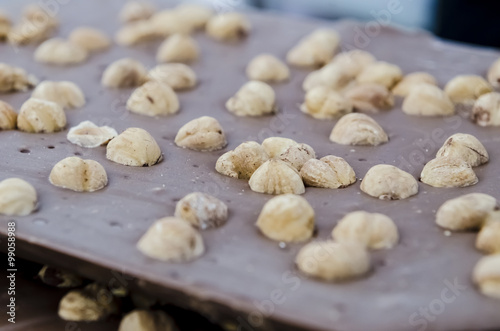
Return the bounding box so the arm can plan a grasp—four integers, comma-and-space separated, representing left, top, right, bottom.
119, 310, 177, 331
445, 75, 493, 105
216, 141, 269, 180
17, 98, 66, 133
344, 83, 394, 113
150, 10, 195, 36
436, 133, 489, 167
473, 254, 500, 300
330, 50, 376, 77
226, 81, 276, 116
102, 58, 148, 88
277, 143, 315, 171
300, 156, 356, 189
127, 81, 180, 117
301, 86, 353, 119
287, 29, 340, 68
332, 211, 398, 250
67, 121, 117, 148
392, 72, 438, 97
0, 63, 38, 92
34, 38, 88, 65
137, 217, 204, 262
38, 265, 83, 288
246, 54, 290, 83
256, 194, 314, 242
175, 116, 227, 151
31, 80, 85, 109
472, 92, 500, 127
329, 113, 388, 146
302, 63, 354, 92
175, 3, 213, 31
402, 84, 454, 116
106, 128, 162, 167
58, 283, 118, 321
487, 58, 500, 88
115, 20, 160, 46
206, 13, 250, 41
0, 178, 37, 216
157, 34, 199, 63
147, 63, 197, 90
295, 241, 370, 282
7, 5, 57, 45
69, 27, 110, 52
261, 137, 297, 158
119, 1, 155, 23
356, 61, 403, 89
436, 193, 497, 231
361, 164, 418, 200
175, 192, 228, 229
49, 157, 108, 192
0, 10, 11, 40
0, 101, 17, 130
249, 160, 305, 195
420, 156, 478, 188
476, 212, 500, 254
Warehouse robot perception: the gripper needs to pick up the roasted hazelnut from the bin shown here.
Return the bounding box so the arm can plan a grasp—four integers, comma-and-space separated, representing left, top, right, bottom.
261, 137, 297, 158
175, 3, 213, 30
0, 101, 17, 130
67, 121, 117, 148
34, 38, 88, 65
119, 1, 155, 23
147, 63, 197, 90
392, 72, 438, 97
436, 133, 489, 167
356, 61, 403, 89
300, 156, 356, 189
7, 5, 57, 45
127, 81, 179, 117
150, 10, 195, 36
216, 141, 269, 179
226, 80, 276, 116
344, 83, 394, 112
0, 178, 37, 216
0, 10, 11, 40
102, 58, 148, 88
17, 98, 66, 133
476, 212, 500, 254
361, 164, 418, 200
206, 12, 250, 41
330, 50, 376, 77
277, 143, 315, 171
69, 27, 110, 52
473, 254, 500, 300
58, 283, 118, 321
445, 75, 492, 105
246, 54, 290, 83
49, 157, 108, 192
106, 128, 162, 167
287, 29, 340, 68
301, 86, 353, 119
302, 63, 354, 92
175, 116, 227, 151
420, 156, 478, 188
249, 160, 305, 195
175, 192, 228, 229
487, 58, 500, 89
0, 63, 38, 92
402, 84, 454, 116
156, 33, 199, 63
329, 113, 388, 146
472, 92, 500, 127
31, 80, 85, 109
115, 20, 161, 46
119, 310, 177, 331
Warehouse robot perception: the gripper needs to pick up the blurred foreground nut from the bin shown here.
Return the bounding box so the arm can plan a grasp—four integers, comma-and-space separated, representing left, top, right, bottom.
226, 81, 276, 116
0, 178, 37, 216
445, 75, 492, 105
246, 54, 290, 83
392, 72, 437, 97
127, 81, 179, 117
115, 20, 160, 46
34, 38, 88, 65
332, 211, 398, 250
476, 212, 500, 254
0, 63, 38, 92
17, 98, 66, 133
277, 143, 315, 171
472, 92, 500, 127
175, 116, 226, 151
436, 133, 489, 167
249, 160, 305, 195
137, 217, 204, 262
106, 128, 162, 167
32, 80, 85, 109
148, 63, 197, 90
356, 61, 403, 89
261, 137, 297, 158
361, 164, 418, 200
302, 63, 354, 92
402, 84, 454, 116
175, 3, 213, 30
0, 101, 17, 130
216, 141, 269, 179
487, 58, 500, 88
67, 121, 117, 148
175, 192, 228, 229
421, 156, 478, 188
330, 50, 376, 77
300, 156, 356, 189
256, 194, 314, 242
69, 27, 110, 52
102, 58, 148, 88
301, 86, 353, 119
344, 83, 394, 113
119, 310, 178, 331
436, 193, 497, 231
473, 254, 500, 300
49, 157, 108, 192
295, 241, 370, 282
287, 29, 340, 68
58, 283, 118, 321
38, 265, 83, 288
157, 34, 199, 63
206, 12, 250, 41
329, 113, 388, 146
119, 1, 155, 23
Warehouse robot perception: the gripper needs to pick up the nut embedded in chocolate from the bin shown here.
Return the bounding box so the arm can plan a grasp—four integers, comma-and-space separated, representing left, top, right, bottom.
420, 156, 478, 188
472, 92, 500, 127
226, 80, 276, 117
445, 75, 493, 105
175, 116, 227, 152
156, 34, 199, 63
300, 156, 356, 189
329, 113, 388, 146
49, 156, 108, 192
249, 159, 305, 195
215, 141, 269, 179
102, 58, 148, 88
175, 192, 228, 230
246, 54, 290, 83
361, 164, 418, 200
206, 12, 251, 41
301, 86, 353, 119
0, 100, 17, 130
0, 178, 37, 216
127, 81, 180, 117
106, 128, 162, 167
17, 98, 66, 133
32, 80, 85, 109
436, 133, 489, 167
402, 84, 454, 117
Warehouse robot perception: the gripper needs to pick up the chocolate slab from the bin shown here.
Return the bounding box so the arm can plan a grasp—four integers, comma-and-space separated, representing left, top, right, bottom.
1, 1, 500, 330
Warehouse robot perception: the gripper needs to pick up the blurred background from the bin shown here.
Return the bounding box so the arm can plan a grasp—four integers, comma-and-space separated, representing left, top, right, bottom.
207, 0, 500, 48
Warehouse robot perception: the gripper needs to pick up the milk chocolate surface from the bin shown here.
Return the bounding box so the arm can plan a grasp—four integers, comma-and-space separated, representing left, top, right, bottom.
0, 1, 500, 331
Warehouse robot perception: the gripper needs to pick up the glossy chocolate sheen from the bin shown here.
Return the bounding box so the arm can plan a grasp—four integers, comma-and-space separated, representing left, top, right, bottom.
0, 1, 500, 330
